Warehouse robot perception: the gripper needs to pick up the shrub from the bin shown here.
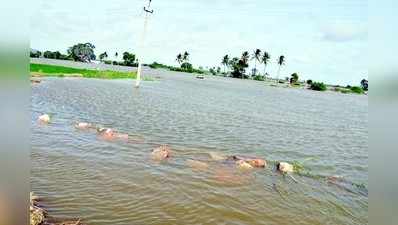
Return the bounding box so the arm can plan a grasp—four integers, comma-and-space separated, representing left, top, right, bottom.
253, 75, 265, 81
149, 62, 170, 69
30, 50, 42, 58
350, 86, 364, 94
310, 82, 327, 91
181, 62, 193, 70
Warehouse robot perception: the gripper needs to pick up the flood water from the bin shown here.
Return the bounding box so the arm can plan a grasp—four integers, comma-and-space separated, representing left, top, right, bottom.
31, 70, 368, 225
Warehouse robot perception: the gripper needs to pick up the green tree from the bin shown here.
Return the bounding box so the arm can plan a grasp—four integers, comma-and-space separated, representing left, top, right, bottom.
276, 55, 285, 83
30, 50, 42, 58
53, 51, 62, 59
222, 55, 230, 73
181, 62, 193, 71
67, 43, 96, 62
43, 51, 53, 59
261, 51, 270, 76
290, 73, 299, 84
360, 79, 368, 91
176, 53, 183, 65
230, 52, 249, 79
252, 49, 262, 76
310, 82, 327, 91
122, 52, 137, 66
241, 51, 250, 65
99, 52, 108, 61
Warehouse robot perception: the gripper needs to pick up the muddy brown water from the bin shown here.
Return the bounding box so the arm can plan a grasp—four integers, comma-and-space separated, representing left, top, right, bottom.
31, 72, 368, 225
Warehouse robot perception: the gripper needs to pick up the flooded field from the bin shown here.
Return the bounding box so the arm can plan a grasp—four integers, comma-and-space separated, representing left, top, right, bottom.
31, 71, 368, 225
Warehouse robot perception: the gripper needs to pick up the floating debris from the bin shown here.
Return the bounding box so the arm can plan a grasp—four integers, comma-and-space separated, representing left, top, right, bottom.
31, 79, 42, 84
38, 114, 51, 123
30, 192, 84, 225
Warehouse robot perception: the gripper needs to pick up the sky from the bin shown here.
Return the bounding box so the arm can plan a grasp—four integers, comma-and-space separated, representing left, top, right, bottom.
30, 0, 367, 85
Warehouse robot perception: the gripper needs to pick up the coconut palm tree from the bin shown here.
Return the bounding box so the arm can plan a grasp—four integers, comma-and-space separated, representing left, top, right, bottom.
221, 55, 230, 73
183, 51, 190, 63
241, 51, 250, 64
252, 49, 262, 76
261, 51, 270, 77
176, 53, 183, 65
240, 51, 250, 79
276, 55, 285, 83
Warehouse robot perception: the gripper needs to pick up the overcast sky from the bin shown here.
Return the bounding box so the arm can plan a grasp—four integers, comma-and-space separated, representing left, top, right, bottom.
30, 0, 367, 85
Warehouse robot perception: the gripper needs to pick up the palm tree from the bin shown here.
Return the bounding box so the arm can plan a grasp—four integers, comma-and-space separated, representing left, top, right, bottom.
276, 55, 285, 83
240, 51, 250, 79
176, 53, 183, 65
183, 51, 190, 63
261, 51, 270, 77
252, 49, 262, 76
221, 55, 229, 73
241, 51, 250, 64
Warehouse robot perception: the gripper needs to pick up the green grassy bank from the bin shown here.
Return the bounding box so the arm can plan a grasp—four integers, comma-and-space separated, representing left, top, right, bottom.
30, 63, 140, 79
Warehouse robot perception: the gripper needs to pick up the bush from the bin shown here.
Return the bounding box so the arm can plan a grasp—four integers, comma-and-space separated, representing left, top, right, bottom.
350, 86, 364, 94
181, 62, 193, 70
42, 51, 68, 60
253, 75, 265, 81
310, 82, 327, 91
30, 51, 41, 58
149, 62, 171, 69
104, 60, 112, 65
150, 62, 204, 74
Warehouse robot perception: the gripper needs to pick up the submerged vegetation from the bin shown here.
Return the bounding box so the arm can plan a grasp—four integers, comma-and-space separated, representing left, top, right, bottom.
30, 64, 143, 79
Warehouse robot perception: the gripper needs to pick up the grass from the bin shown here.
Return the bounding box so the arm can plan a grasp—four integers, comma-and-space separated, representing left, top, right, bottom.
30, 63, 141, 79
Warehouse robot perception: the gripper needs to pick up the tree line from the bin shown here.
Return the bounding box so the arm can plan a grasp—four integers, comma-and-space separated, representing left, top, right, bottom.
168, 49, 368, 92
30, 43, 139, 67
30, 43, 368, 92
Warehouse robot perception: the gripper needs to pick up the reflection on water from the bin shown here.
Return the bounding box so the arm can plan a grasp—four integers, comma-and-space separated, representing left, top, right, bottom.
31, 71, 368, 225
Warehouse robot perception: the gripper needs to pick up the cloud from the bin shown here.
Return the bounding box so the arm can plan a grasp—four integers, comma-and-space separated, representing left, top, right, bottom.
321, 22, 367, 42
